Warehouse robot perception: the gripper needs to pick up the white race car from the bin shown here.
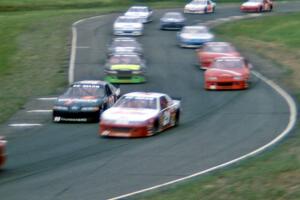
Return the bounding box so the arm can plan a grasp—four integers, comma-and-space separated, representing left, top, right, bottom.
184, 0, 216, 14
124, 6, 153, 23
113, 16, 144, 36
99, 92, 181, 137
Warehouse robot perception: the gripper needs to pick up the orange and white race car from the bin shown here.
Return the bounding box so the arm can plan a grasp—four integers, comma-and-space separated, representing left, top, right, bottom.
240, 0, 273, 12
0, 137, 7, 168
204, 57, 251, 90
196, 42, 240, 69
99, 92, 181, 138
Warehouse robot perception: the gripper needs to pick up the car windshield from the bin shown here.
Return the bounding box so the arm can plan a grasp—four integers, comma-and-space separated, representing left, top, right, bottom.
183, 27, 208, 34
63, 84, 105, 98
213, 59, 244, 69
114, 96, 157, 109
108, 55, 141, 65
117, 17, 139, 23
164, 12, 182, 19
128, 7, 148, 12
203, 44, 235, 53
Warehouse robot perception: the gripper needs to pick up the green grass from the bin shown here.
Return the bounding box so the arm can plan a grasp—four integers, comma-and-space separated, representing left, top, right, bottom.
0, 0, 189, 123
136, 13, 300, 200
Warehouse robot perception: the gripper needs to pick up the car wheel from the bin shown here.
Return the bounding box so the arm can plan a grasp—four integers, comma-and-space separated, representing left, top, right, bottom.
151, 119, 160, 135
204, 8, 208, 14
259, 6, 263, 12
175, 110, 180, 126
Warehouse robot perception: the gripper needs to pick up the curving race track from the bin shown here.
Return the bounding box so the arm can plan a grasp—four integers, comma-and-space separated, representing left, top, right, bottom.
0, 3, 298, 200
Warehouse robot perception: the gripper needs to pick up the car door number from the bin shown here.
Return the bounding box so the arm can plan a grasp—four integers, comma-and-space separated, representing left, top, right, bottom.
162, 111, 171, 126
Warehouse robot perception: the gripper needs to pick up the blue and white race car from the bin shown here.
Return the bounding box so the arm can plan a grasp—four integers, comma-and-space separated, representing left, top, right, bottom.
177, 25, 214, 48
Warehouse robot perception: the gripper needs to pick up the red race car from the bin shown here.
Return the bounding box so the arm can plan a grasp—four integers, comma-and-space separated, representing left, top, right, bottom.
99, 92, 181, 138
204, 57, 251, 90
0, 137, 7, 168
240, 0, 273, 12
196, 42, 240, 69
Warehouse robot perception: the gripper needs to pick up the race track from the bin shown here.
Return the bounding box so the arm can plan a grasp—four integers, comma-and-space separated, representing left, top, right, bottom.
0, 3, 297, 200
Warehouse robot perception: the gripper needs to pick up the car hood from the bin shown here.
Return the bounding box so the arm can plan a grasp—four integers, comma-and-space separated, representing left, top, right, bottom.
102, 107, 159, 124
199, 52, 240, 58
185, 4, 206, 9
242, 2, 261, 7
125, 12, 148, 17
180, 33, 214, 40
161, 18, 183, 22
56, 96, 101, 106
206, 68, 246, 77
114, 22, 142, 28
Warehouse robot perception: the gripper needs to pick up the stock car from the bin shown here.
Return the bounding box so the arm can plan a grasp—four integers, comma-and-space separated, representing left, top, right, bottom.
177, 25, 214, 48
99, 92, 181, 138
240, 0, 273, 12
52, 80, 120, 122
107, 37, 143, 57
184, 0, 216, 14
104, 54, 146, 83
113, 16, 144, 36
204, 57, 251, 90
0, 137, 7, 168
196, 42, 240, 69
160, 12, 186, 30
124, 6, 153, 23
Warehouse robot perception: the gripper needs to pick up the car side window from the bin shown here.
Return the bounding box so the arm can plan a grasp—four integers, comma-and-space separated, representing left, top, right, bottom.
160, 96, 168, 110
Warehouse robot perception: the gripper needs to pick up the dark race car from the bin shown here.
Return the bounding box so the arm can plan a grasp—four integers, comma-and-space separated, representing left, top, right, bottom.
52, 80, 120, 122
107, 37, 143, 57
160, 12, 186, 30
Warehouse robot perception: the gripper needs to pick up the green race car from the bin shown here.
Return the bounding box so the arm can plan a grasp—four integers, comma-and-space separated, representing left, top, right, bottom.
104, 54, 146, 83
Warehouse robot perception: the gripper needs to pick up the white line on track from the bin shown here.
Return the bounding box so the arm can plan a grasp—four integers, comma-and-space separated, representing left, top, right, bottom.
9, 123, 43, 127
27, 110, 52, 113
69, 15, 103, 85
37, 97, 57, 101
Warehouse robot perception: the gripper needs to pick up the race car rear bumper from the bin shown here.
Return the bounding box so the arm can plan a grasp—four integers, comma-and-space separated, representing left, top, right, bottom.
105, 75, 146, 83
52, 110, 100, 122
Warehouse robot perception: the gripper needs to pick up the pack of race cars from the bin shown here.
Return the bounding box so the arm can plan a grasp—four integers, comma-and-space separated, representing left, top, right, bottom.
0, 1, 273, 169
51, 1, 273, 137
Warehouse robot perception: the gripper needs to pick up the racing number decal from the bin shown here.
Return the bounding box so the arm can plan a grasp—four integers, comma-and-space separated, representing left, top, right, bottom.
162, 110, 171, 126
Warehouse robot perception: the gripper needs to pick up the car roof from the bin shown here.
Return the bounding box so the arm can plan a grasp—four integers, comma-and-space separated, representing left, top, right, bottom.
124, 92, 167, 98
72, 80, 107, 86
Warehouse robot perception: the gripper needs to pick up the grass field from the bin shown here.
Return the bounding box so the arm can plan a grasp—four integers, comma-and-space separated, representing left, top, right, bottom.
0, 1, 189, 124
136, 13, 300, 200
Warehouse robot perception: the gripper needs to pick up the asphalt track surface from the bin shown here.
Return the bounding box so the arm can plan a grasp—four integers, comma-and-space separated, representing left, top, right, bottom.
0, 3, 298, 200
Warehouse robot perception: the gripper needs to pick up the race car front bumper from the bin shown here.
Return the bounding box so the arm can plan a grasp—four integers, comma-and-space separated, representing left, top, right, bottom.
205, 80, 249, 90
100, 123, 152, 137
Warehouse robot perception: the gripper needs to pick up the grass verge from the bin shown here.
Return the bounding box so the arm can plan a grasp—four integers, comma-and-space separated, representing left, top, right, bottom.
0, 1, 191, 124
136, 13, 300, 200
